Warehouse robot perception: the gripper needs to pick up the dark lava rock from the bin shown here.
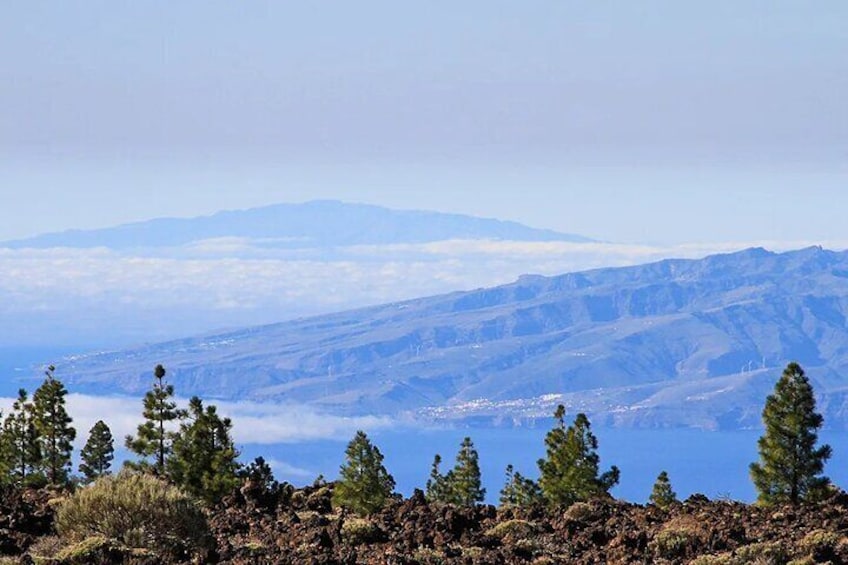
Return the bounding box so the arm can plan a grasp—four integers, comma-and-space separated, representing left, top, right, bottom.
10, 483, 848, 564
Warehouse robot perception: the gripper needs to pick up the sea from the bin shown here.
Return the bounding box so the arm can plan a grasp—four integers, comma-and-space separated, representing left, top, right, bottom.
243, 425, 848, 505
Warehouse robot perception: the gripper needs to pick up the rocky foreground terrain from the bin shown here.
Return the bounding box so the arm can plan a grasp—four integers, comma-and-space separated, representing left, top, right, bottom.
5, 482, 848, 564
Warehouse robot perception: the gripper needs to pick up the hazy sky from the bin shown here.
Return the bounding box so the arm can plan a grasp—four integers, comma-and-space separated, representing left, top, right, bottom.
2, 1, 846, 244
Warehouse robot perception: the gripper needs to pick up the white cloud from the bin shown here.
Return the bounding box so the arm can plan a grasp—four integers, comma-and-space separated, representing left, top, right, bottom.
0, 394, 394, 449
261, 458, 314, 479
1, 239, 844, 346
212, 399, 394, 444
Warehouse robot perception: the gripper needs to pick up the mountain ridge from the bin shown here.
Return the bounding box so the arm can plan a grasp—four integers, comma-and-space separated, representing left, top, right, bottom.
1, 200, 594, 249
57, 246, 848, 430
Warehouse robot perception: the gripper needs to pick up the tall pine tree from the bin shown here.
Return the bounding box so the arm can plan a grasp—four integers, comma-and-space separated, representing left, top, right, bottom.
332, 430, 395, 516
125, 364, 185, 474
448, 437, 485, 506
537, 405, 619, 507
79, 420, 114, 483
0, 411, 9, 484
32, 365, 76, 485
425, 438, 485, 506
425, 453, 450, 503
1, 390, 42, 486
168, 396, 241, 504
750, 362, 832, 505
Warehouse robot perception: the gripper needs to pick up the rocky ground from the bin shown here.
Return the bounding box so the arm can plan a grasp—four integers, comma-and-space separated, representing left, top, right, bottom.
209, 483, 848, 565
5, 482, 848, 564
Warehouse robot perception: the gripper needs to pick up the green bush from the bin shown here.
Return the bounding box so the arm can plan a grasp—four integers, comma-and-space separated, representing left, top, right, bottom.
734, 541, 788, 564
653, 529, 696, 559
55, 471, 210, 561
53, 536, 129, 564
563, 501, 594, 523
27, 535, 64, 561
798, 529, 842, 561
411, 546, 446, 564
689, 555, 733, 565
687, 541, 788, 565
341, 517, 383, 545
485, 519, 537, 543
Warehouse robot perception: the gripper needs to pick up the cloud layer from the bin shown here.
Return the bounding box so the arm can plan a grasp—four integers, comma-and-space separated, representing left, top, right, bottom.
1, 239, 845, 347
0, 394, 394, 450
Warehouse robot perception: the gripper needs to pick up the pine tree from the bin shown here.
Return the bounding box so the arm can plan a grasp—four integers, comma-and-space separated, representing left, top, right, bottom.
241, 456, 278, 492
168, 396, 241, 504
649, 470, 677, 508
1, 389, 42, 486
79, 420, 114, 483
125, 364, 184, 474
332, 430, 395, 516
499, 464, 542, 508
750, 362, 832, 505
425, 453, 449, 503
447, 437, 485, 506
537, 405, 619, 507
0, 411, 9, 484
425, 438, 485, 506
32, 365, 76, 485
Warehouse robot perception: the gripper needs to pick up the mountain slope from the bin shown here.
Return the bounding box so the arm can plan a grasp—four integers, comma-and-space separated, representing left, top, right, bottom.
58, 246, 848, 429
1, 200, 593, 249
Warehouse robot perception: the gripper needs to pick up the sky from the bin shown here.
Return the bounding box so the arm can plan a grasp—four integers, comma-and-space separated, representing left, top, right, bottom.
3, 4, 848, 490
2, 1, 847, 245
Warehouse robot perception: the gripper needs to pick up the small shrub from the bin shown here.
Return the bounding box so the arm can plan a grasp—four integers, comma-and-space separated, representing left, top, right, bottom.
27, 535, 64, 561
653, 529, 695, 559
485, 519, 537, 543
307, 485, 333, 512
412, 546, 446, 564
341, 517, 383, 545
514, 537, 540, 557
243, 539, 265, 554
563, 501, 594, 523
689, 555, 733, 565
688, 542, 787, 565
290, 489, 307, 508
651, 516, 706, 559
295, 510, 321, 524
462, 546, 484, 559
55, 471, 210, 561
53, 536, 127, 564
734, 541, 787, 564
798, 529, 841, 561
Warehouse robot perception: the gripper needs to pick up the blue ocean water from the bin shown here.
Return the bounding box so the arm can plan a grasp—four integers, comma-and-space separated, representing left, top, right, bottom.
0, 346, 80, 396
245, 426, 848, 504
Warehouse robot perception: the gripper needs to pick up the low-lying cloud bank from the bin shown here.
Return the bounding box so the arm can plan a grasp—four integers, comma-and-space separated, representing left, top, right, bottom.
0, 394, 395, 450
1, 239, 845, 347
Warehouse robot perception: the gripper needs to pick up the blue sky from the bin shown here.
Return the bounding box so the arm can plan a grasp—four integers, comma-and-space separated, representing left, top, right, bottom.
2, 1, 846, 244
